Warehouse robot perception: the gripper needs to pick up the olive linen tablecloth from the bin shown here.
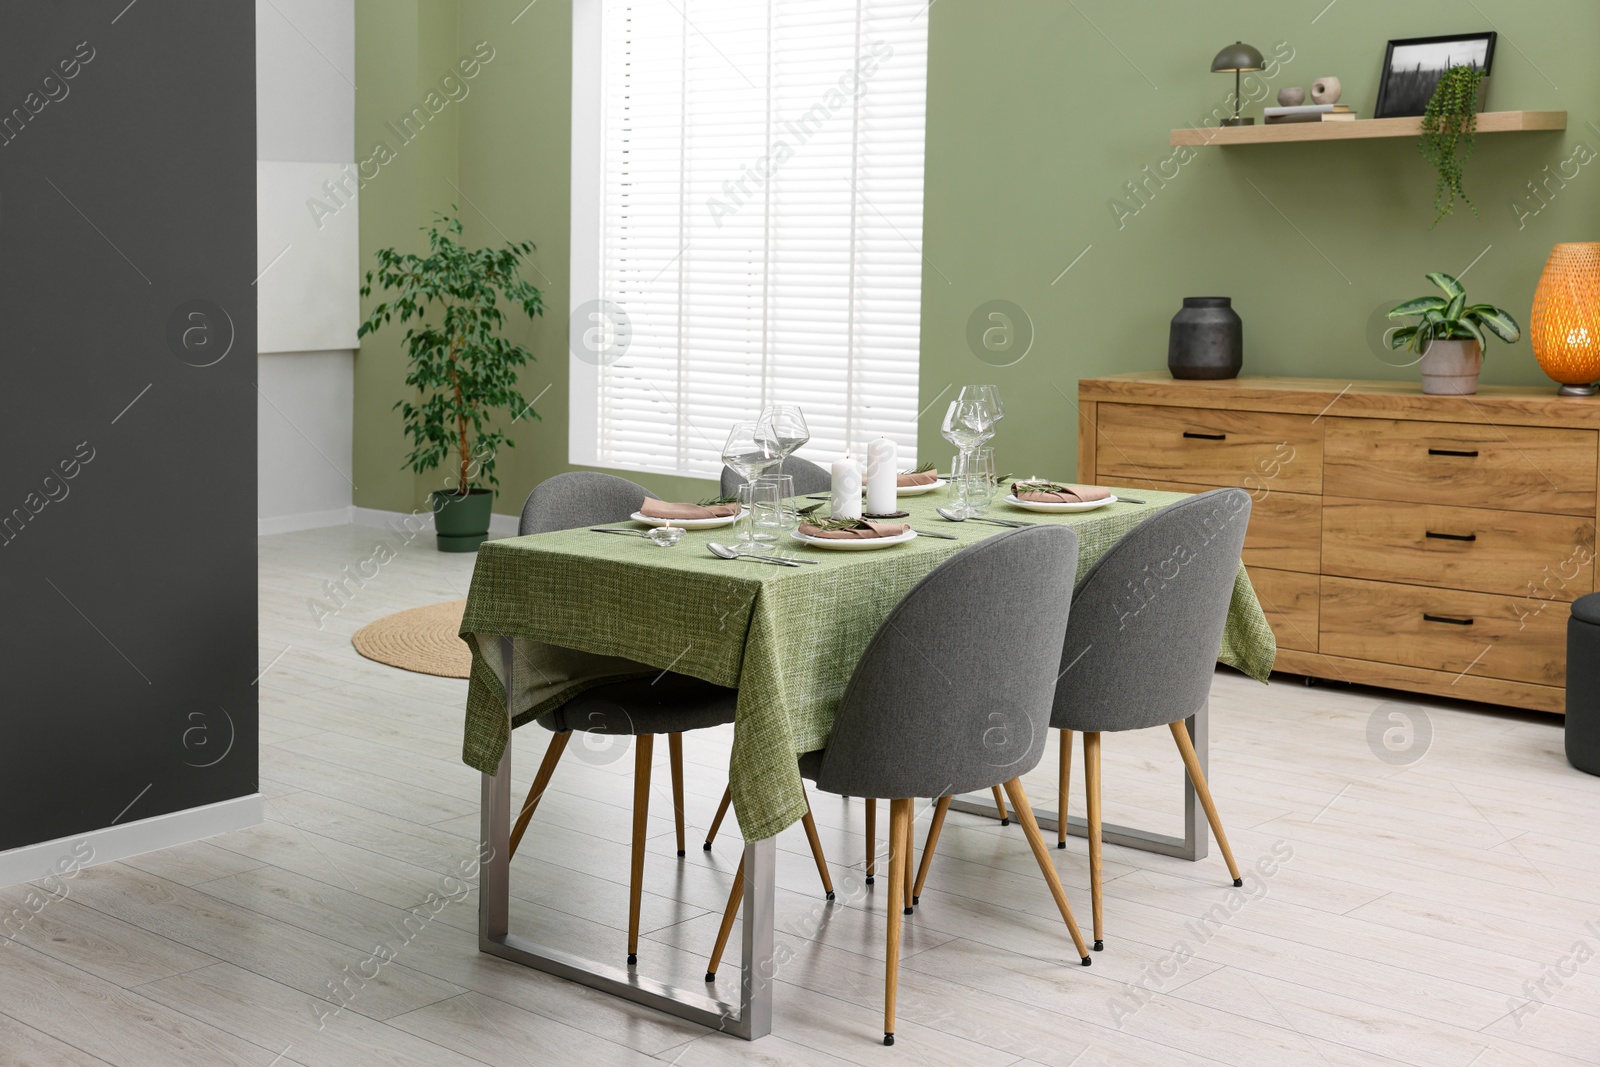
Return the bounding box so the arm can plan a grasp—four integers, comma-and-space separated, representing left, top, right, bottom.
459, 487, 1277, 843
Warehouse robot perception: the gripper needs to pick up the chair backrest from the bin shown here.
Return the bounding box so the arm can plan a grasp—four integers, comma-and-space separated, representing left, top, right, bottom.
813, 525, 1079, 800
519, 471, 652, 535
719, 456, 832, 498
1051, 488, 1251, 733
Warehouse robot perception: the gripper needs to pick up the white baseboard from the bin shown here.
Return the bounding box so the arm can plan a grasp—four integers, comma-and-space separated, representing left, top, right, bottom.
258, 506, 355, 536
352, 506, 519, 538
0, 794, 263, 889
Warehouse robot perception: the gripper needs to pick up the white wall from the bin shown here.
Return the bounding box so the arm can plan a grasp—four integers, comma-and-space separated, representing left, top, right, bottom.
256, 0, 358, 533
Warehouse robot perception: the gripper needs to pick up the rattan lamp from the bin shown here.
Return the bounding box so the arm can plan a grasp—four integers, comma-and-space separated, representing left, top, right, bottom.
1531, 242, 1600, 396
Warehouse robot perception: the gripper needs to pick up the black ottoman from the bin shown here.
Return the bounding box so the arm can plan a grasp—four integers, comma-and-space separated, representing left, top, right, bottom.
1568, 593, 1600, 776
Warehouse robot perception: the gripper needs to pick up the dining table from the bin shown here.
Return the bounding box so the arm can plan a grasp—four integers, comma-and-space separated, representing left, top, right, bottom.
458, 485, 1277, 1040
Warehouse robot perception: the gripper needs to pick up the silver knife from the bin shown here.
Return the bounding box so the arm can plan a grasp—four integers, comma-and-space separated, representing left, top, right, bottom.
589, 527, 649, 538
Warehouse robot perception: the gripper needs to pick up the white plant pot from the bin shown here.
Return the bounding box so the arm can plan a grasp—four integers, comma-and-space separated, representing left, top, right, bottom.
1418, 338, 1483, 395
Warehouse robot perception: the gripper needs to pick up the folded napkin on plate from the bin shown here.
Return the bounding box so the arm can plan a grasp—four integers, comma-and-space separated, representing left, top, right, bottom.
1010, 481, 1113, 504
639, 498, 740, 520
798, 519, 910, 540
896, 469, 939, 487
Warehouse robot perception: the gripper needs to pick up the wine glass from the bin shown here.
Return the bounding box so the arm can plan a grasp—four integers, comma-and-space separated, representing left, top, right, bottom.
722, 421, 780, 549
757, 405, 809, 480
941, 399, 992, 467
958, 385, 1003, 446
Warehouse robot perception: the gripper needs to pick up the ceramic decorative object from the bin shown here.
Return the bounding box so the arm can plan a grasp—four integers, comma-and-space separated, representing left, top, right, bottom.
1276, 86, 1305, 107
1417, 339, 1483, 395
1311, 77, 1342, 105
1168, 297, 1243, 380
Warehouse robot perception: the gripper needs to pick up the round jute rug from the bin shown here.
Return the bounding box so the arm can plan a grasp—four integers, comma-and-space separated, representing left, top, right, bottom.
351, 600, 471, 679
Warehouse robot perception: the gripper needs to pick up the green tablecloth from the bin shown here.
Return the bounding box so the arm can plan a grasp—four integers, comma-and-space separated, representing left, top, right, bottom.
459, 487, 1276, 842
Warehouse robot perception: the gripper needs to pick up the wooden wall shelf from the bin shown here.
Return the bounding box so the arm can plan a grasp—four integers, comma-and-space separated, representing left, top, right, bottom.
1170, 110, 1566, 147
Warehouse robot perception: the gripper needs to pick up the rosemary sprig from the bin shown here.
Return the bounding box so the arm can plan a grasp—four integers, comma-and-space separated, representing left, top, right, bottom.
1012, 480, 1077, 494
809, 516, 873, 531
797, 501, 824, 516
698, 494, 741, 506
900, 460, 937, 475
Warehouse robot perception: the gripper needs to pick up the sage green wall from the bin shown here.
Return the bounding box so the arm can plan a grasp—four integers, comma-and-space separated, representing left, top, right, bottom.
354, 0, 1599, 514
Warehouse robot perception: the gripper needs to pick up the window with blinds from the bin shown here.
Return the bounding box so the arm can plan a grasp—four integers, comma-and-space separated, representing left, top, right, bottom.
569, 0, 928, 478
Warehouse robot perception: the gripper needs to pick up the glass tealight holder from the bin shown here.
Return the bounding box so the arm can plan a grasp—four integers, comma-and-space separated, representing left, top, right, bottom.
647, 524, 685, 547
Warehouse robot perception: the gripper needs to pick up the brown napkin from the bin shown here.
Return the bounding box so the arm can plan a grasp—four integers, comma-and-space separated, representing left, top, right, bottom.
896, 469, 939, 487
798, 520, 910, 540
1011, 482, 1113, 504
639, 498, 740, 520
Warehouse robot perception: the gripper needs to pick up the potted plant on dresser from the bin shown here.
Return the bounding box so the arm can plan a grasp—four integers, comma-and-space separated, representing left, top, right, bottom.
360, 210, 544, 551
1387, 272, 1520, 395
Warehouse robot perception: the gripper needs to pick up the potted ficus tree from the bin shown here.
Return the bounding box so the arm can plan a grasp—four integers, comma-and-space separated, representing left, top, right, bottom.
359, 210, 543, 551
1388, 272, 1520, 395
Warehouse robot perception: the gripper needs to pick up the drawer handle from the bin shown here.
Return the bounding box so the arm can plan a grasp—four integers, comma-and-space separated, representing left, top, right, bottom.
1423, 613, 1474, 626
1427, 448, 1479, 458
1424, 531, 1477, 542
1182, 431, 1227, 441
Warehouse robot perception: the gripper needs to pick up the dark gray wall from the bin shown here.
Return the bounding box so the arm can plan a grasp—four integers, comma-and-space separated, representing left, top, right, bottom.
0, 1, 257, 851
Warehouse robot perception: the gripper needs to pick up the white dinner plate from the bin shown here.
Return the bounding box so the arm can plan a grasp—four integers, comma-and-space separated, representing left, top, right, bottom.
631, 509, 742, 529
896, 479, 946, 497
1004, 493, 1118, 514
789, 528, 919, 551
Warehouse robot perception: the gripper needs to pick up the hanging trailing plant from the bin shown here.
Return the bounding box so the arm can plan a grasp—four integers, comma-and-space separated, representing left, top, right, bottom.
1418, 64, 1484, 224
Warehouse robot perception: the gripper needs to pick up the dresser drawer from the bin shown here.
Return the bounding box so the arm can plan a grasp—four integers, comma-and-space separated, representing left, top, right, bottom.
1320, 576, 1567, 686
1115, 477, 1321, 573
1323, 498, 1595, 598
1324, 417, 1597, 516
1096, 404, 1322, 495
1247, 566, 1319, 652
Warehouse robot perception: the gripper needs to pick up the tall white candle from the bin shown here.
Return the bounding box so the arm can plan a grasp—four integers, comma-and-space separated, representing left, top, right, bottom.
864, 437, 897, 516
831, 454, 862, 520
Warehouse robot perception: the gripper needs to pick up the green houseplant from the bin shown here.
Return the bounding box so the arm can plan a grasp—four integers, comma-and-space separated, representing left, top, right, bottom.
1388, 271, 1520, 395
1418, 64, 1484, 225
359, 210, 543, 551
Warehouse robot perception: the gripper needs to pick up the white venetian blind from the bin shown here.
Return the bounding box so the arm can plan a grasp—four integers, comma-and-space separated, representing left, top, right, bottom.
570, 0, 928, 478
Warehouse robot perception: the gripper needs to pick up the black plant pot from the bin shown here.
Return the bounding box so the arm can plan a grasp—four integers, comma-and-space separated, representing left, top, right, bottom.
1168, 297, 1243, 380
431, 488, 493, 552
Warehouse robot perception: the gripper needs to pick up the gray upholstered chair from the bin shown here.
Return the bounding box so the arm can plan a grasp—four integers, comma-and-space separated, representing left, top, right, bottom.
1051, 488, 1249, 952
704, 525, 1091, 1046
718, 455, 832, 498
508, 472, 835, 964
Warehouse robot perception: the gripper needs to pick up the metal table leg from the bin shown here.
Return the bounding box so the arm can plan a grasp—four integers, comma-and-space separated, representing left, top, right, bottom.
478, 637, 774, 1039
949, 707, 1210, 861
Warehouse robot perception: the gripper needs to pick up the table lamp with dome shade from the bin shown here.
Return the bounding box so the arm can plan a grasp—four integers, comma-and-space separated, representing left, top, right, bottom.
1210, 41, 1265, 126
1531, 242, 1600, 396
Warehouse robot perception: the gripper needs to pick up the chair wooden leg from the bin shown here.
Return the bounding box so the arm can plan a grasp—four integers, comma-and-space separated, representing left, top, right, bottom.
865, 797, 877, 885
1002, 778, 1091, 964
704, 855, 745, 982
1169, 720, 1243, 887
912, 795, 950, 905
509, 732, 570, 860
800, 789, 835, 900
1057, 729, 1074, 849
1084, 730, 1104, 951
704, 785, 732, 851
902, 806, 915, 915
884, 798, 911, 1045
627, 735, 653, 966
669, 733, 686, 857
991, 784, 1010, 826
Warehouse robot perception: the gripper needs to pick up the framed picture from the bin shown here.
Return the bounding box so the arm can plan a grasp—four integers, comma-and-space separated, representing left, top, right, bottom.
1374, 32, 1496, 119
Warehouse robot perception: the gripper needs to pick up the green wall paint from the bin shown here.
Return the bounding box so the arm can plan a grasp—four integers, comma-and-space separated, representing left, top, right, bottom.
355, 0, 1599, 514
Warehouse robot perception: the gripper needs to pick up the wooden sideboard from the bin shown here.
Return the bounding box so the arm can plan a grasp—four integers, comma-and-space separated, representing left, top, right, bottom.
1079, 373, 1600, 714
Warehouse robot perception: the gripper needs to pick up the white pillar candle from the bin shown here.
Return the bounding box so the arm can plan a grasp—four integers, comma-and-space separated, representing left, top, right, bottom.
831, 455, 863, 520
864, 437, 897, 516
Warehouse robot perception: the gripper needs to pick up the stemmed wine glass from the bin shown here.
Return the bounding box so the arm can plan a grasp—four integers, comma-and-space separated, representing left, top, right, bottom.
942, 395, 997, 517
757, 405, 810, 481
721, 421, 780, 550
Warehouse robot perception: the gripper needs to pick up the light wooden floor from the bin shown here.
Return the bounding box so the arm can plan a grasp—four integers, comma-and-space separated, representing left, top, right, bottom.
3, 523, 1598, 1066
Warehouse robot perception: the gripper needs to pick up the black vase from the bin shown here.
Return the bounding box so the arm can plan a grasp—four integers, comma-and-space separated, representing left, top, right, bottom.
1168, 297, 1243, 380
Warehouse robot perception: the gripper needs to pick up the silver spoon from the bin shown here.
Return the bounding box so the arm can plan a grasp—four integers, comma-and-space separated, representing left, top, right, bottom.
708, 542, 805, 567
935, 508, 1034, 527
